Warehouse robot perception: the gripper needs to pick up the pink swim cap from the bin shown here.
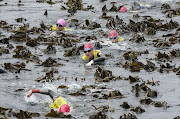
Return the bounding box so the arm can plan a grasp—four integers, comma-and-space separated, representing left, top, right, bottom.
59, 104, 70, 113
84, 43, 93, 51
120, 6, 127, 12
56, 19, 66, 27
109, 30, 117, 37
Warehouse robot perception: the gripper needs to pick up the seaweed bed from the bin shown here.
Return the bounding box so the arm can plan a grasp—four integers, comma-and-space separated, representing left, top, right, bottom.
0, 0, 180, 119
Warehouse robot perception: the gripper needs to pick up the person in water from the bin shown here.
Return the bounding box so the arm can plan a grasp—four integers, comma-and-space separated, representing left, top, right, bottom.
108, 30, 124, 43
50, 19, 67, 36
82, 43, 105, 66
27, 89, 70, 113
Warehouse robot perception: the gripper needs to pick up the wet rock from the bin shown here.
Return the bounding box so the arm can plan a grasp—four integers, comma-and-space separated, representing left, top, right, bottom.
45, 109, 72, 118
130, 106, 145, 114
120, 102, 130, 109
63, 46, 80, 57
120, 113, 137, 119
44, 44, 56, 54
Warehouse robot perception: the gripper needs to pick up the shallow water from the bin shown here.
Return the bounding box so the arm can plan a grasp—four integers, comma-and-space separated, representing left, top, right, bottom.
0, 0, 180, 119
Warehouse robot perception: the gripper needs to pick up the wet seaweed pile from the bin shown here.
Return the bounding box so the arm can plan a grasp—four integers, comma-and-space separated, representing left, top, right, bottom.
0, 0, 180, 119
